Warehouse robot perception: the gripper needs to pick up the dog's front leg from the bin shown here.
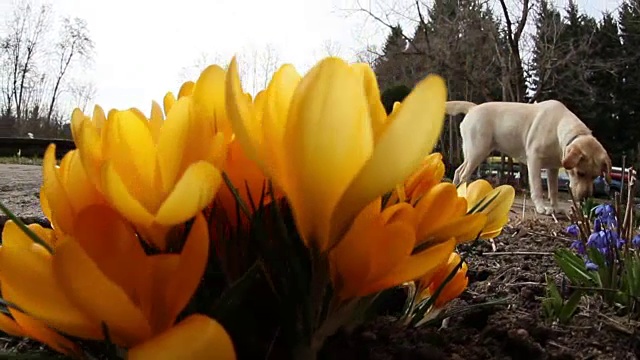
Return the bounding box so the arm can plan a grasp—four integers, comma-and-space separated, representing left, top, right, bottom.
526, 160, 548, 215
545, 168, 561, 214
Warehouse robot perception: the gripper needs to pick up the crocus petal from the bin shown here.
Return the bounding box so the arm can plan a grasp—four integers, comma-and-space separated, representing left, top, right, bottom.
0, 313, 25, 337
155, 161, 222, 226
284, 57, 373, 251
480, 185, 515, 237
26, 223, 56, 250
330, 74, 447, 250
427, 213, 488, 244
415, 183, 466, 240
52, 238, 152, 347
178, 81, 195, 98
101, 161, 155, 227
162, 213, 209, 329
350, 63, 386, 139
127, 314, 236, 360
163, 92, 176, 116
10, 310, 83, 357
63, 150, 104, 214
39, 186, 51, 222
70, 108, 87, 144
149, 100, 164, 143
0, 222, 101, 339
430, 263, 468, 308
75, 119, 104, 189
192, 65, 231, 137
42, 144, 75, 234
331, 201, 416, 298
464, 179, 494, 210
330, 200, 385, 298
156, 96, 192, 195
71, 205, 149, 307
261, 64, 302, 188
225, 57, 265, 172
102, 110, 157, 201
360, 237, 456, 297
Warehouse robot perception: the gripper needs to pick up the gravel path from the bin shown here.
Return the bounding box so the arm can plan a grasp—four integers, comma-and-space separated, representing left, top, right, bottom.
0, 164, 46, 229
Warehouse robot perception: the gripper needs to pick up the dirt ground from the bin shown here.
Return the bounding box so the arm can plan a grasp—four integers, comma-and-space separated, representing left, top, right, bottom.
0, 164, 639, 359
323, 212, 640, 360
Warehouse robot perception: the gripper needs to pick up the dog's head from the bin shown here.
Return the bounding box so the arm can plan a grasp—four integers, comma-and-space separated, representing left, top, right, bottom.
562, 135, 611, 200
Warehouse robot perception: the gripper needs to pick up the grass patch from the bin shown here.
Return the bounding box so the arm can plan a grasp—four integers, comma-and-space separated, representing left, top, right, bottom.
0, 156, 42, 166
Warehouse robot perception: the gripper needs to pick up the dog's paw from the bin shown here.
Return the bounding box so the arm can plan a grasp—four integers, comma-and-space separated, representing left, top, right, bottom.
534, 205, 547, 215
544, 206, 559, 215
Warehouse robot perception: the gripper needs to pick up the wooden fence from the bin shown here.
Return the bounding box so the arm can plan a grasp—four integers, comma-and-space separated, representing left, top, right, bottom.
0, 137, 75, 159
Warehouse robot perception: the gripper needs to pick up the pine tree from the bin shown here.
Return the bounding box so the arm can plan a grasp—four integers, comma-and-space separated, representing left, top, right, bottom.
617, 0, 640, 156
588, 12, 624, 160
531, 0, 565, 100
381, 25, 407, 61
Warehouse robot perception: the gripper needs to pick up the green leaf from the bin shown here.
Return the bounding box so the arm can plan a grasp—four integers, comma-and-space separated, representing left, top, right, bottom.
210, 261, 263, 319
623, 252, 640, 297
542, 276, 562, 321
409, 256, 465, 327
559, 290, 584, 324
221, 172, 252, 218
554, 249, 596, 286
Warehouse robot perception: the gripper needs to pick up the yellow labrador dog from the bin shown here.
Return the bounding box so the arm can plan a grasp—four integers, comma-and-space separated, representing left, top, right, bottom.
447, 100, 611, 215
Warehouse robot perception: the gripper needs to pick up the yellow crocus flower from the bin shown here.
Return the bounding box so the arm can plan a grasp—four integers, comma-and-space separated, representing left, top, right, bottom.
128, 314, 236, 360
0, 308, 83, 357
457, 179, 515, 239
415, 182, 488, 245
416, 251, 469, 308
329, 198, 456, 299
184, 64, 284, 225
225, 56, 447, 252
40, 145, 106, 238
0, 207, 218, 352
389, 152, 446, 205
70, 88, 226, 250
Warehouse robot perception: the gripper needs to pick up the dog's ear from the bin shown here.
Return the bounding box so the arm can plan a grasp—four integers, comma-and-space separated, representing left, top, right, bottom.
562, 145, 583, 170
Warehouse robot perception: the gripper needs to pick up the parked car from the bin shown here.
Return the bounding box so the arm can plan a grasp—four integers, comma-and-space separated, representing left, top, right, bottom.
475, 157, 610, 197
541, 168, 570, 192
608, 167, 637, 195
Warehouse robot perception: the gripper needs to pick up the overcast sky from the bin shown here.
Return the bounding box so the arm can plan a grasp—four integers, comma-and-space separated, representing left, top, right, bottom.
0, 0, 625, 117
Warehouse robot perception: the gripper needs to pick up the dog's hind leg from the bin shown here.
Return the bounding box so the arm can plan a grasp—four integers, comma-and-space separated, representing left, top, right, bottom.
455, 134, 492, 186
453, 162, 466, 185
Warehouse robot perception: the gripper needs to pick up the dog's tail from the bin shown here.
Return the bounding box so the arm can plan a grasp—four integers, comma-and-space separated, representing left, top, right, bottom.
445, 101, 478, 116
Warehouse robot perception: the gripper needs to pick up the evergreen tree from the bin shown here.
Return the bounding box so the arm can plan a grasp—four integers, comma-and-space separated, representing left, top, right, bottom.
380, 25, 407, 61
617, 0, 640, 156
588, 12, 624, 160
531, 0, 565, 100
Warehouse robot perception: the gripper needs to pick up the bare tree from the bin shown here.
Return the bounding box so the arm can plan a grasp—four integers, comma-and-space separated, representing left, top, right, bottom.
179, 52, 225, 81
259, 44, 280, 88
233, 44, 282, 94
45, 16, 94, 124
495, 0, 531, 102
354, 44, 380, 67
68, 79, 96, 113
0, 1, 51, 123
320, 39, 344, 57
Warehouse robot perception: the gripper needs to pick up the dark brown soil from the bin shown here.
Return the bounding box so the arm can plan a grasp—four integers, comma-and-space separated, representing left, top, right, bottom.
322, 214, 640, 360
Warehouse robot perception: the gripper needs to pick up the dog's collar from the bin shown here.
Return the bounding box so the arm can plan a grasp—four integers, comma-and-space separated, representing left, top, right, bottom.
564, 134, 582, 148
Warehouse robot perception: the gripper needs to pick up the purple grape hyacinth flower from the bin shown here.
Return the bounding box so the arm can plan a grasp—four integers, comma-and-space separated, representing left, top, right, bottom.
566, 224, 580, 238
